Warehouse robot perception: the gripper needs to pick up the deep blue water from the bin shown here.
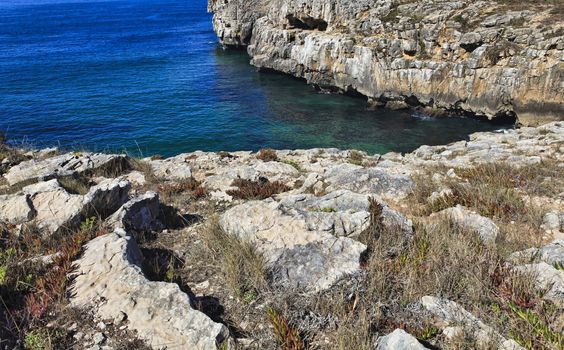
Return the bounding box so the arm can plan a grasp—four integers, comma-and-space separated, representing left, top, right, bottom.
0, 0, 511, 157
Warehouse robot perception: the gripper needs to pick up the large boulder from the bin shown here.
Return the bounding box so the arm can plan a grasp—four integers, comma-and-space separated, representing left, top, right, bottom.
4, 152, 128, 186
375, 329, 428, 350
220, 197, 366, 292
69, 229, 229, 349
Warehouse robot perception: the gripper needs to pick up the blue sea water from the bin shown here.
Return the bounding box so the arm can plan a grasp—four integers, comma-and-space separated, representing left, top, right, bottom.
0, 0, 511, 157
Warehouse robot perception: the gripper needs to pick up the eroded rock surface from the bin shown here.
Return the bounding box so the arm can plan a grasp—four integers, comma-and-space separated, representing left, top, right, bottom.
69, 229, 229, 349
4, 152, 128, 186
220, 190, 412, 292
209, 0, 564, 125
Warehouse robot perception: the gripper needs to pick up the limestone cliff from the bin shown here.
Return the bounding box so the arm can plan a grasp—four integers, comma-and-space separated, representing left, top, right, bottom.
208, 0, 564, 125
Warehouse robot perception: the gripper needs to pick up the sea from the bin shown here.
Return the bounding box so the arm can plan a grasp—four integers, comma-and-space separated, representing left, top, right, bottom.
0, 0, 511, 157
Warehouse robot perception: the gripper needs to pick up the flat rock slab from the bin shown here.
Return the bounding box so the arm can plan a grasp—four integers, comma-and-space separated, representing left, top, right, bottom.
0, 178, 130, 236
4, 152, 128, 186
220, 190, 412, 292
69, 229, 229, 349
323, 164, 415, 200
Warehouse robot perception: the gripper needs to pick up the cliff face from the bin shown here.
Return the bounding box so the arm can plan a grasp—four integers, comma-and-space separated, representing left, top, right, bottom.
208, 0, 564, 125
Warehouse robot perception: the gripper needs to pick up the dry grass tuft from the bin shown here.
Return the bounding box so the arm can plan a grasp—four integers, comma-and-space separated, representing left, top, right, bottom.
198, 217, 269, 299
348, 150, 364, 166
157, 178, 208, 200
227, 178, 290, 200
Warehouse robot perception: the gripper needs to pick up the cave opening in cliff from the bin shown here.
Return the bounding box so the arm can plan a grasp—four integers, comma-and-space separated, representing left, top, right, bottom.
286, 14, 328, 31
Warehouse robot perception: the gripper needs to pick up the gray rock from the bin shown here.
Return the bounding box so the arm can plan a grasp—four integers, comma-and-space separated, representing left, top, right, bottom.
438, 205, 499, 244
147, 154, 192, 180
508, 240, 564, 267
69, 229, 229, 349
0, 193, 35, 225
220, 197, 367, 292
323, 165, 415, 200
421, 296, 524, 349
4, 152, 127, 186
375, 329, 428, 350
107, 192, 162, 233
513, 262, 564, 306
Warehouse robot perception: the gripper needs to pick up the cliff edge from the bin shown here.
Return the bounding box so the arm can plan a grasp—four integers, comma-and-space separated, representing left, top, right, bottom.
209, 0, 564, 125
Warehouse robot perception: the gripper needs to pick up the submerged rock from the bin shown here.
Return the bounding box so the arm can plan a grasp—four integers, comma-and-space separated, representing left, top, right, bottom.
69, 229, 229, 349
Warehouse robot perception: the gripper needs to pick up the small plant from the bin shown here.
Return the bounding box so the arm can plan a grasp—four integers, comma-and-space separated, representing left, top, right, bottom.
242, 289, 258, 304
348, 150, 364, 166
24, 330, 49, 350
257, 148, 278, 162
282, 159, 303, 172
58, 176, 90, 195
0, 265, 7, 285
267, 307, 305, 350
308, 207, 335, 213
80, 216, 97, 233
157, 178, 208, 199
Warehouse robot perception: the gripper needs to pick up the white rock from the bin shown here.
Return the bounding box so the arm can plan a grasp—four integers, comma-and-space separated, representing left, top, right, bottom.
69, 229, 229, 349
4, 152, 127, 186
375, 329, 428, 349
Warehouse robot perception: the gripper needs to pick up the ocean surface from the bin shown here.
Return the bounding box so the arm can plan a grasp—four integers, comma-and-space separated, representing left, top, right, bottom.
0, 0, 511, 157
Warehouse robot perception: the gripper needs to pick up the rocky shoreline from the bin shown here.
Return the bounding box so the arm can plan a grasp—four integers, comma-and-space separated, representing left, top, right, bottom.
208, 0, 563, 125
0, 123, 563, 349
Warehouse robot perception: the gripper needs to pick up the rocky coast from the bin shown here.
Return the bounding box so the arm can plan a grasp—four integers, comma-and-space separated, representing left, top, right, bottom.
208, 0, 564, 125
0, 122, 563, 349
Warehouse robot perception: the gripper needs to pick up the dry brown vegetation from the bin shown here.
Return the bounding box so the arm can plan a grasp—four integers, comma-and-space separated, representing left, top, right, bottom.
227, 178, 291, 200
257, 148, 279, 162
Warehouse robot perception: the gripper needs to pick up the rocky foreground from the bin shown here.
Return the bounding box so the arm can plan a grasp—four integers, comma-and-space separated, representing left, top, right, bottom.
208, 0, 563, 125
0, 122, 563, 349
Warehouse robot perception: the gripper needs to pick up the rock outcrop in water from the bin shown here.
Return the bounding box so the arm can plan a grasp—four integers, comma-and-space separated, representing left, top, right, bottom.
208, 0, 563, 125
1, 122, 563, 349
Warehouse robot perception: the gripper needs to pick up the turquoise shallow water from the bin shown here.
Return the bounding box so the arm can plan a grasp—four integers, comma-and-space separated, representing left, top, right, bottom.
0, 0, 511, 157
